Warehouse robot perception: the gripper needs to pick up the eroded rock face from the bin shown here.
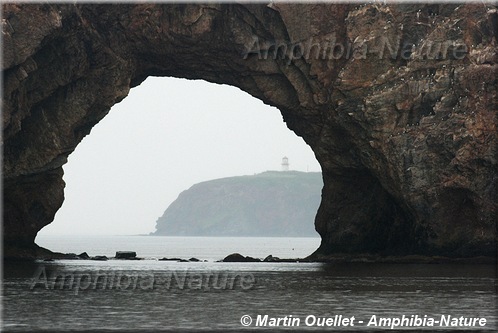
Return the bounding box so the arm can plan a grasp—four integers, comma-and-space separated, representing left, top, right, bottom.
2, 3, 497, 258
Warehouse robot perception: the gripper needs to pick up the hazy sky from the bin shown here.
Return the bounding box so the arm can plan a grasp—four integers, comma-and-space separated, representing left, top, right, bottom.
37, 77, 321, 236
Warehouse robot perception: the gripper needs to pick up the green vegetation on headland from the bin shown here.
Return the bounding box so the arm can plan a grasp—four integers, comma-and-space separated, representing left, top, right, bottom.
153, 171, 323, 237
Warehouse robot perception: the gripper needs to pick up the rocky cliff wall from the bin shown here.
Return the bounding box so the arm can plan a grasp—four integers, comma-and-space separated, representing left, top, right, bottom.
2, 3, 497, 259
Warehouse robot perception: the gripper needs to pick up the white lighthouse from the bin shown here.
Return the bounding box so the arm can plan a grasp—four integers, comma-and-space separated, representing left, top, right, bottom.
281, 156, 289, 171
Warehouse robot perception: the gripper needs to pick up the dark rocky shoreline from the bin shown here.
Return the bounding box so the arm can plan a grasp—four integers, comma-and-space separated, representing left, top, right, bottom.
4, 245, 495, 265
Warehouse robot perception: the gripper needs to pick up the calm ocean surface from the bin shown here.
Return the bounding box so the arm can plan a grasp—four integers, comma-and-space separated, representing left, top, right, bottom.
3, 235, 497, 332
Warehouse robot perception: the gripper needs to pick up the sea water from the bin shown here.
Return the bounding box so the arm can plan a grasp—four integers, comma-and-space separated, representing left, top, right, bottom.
33, 234, 321, 260
2, 235, 497, 331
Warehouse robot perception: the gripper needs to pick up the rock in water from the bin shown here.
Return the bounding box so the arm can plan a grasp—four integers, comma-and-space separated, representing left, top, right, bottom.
90, 256, 108, 261
263, 255, 280, 262
115, 251, 137, 259
222, 253, 261, 262
78, 252, 90, 260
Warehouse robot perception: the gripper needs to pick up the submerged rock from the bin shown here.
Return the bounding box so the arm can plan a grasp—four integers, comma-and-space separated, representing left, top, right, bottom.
158, 257, 188, 262
90, 256, 108, 261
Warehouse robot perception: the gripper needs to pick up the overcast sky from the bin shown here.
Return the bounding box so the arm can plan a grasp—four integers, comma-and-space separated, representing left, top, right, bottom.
37, 77, 321, 236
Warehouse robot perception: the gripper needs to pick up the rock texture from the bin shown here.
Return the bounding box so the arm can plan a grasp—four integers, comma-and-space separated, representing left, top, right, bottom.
2, 3, 497, 259
154, 171, 322, 237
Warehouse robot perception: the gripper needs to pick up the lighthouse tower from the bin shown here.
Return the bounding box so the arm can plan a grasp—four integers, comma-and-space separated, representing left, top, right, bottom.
281, 156, 289, 171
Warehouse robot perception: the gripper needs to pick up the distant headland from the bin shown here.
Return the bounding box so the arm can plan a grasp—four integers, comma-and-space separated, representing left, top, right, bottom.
152, 171, 323, 237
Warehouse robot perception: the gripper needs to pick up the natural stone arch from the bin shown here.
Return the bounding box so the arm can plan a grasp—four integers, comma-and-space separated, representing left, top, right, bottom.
2, 3, 496, 259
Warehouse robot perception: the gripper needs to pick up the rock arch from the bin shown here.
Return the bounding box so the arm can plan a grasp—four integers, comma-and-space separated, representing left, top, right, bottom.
2, 3, 496, 259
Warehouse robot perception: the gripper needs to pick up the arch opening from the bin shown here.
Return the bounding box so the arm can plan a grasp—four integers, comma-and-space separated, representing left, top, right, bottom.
35, 77, 322, 258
